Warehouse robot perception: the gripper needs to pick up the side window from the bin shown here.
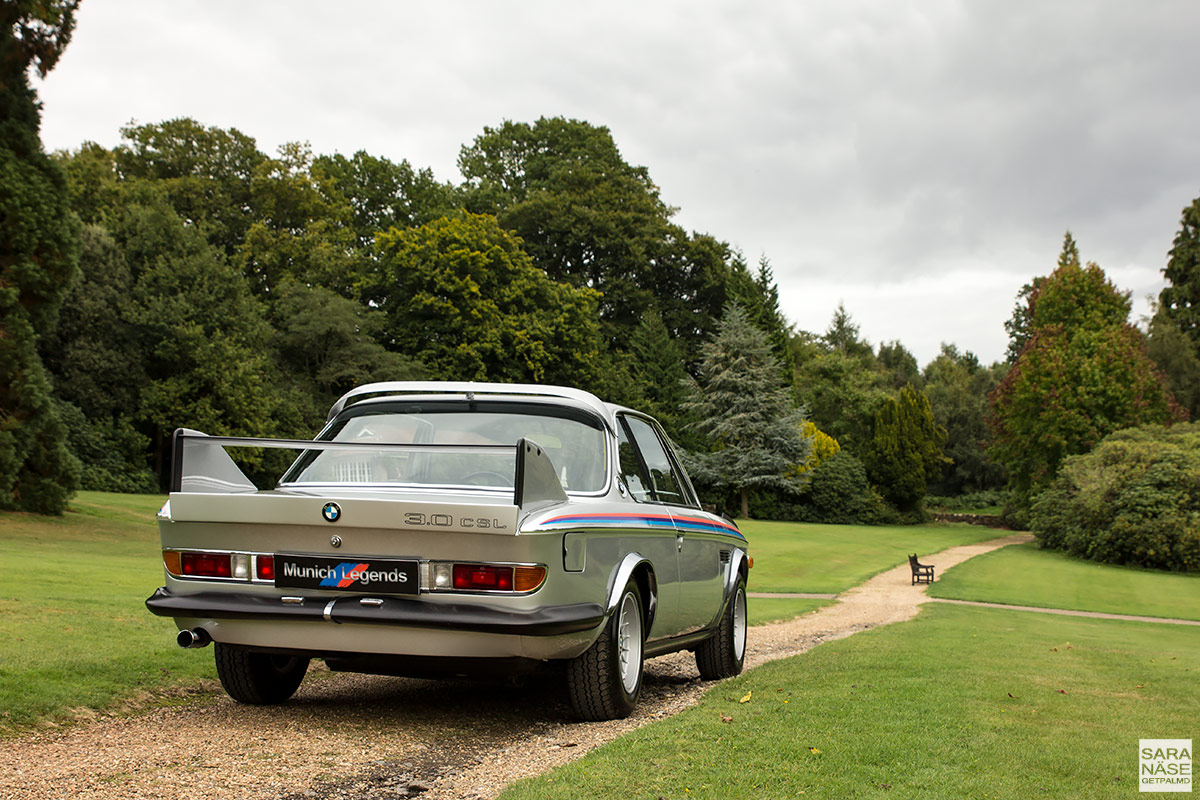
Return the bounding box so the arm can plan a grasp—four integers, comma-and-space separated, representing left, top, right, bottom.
617, 423, 653, 502
623, 416, 687, 505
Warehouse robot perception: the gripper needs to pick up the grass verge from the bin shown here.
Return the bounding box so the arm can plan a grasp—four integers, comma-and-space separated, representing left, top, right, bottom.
741, 519, 1001, 594
930, 543, 1200, 622
747, 597, 832, 626
0, 491, 216, 734
501, 604, 1200, 799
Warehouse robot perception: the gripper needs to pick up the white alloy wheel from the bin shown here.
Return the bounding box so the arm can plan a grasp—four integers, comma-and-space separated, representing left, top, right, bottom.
732, 584, 747, 662
617, 590, 644, 695
695, 574, 748, 680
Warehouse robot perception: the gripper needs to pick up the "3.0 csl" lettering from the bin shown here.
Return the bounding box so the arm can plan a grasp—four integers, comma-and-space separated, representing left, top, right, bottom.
403, 512, 507, 530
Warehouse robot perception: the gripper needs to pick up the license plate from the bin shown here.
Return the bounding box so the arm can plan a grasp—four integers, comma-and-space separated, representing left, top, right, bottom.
274, 555, 419, 594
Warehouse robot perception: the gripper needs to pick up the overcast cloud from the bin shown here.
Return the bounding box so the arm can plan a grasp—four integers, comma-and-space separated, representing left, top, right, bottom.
34, 0, 1200, 365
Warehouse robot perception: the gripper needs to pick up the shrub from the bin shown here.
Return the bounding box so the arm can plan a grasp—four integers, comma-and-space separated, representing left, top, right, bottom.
1030, 424, 1200, 571
925, 489, 1009, 513
805, 452, 889, 525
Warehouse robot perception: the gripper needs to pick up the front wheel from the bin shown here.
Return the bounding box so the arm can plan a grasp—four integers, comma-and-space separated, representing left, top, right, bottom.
695, 575, 747, 680
567, 580, 644, 720
214, 643, 310, 704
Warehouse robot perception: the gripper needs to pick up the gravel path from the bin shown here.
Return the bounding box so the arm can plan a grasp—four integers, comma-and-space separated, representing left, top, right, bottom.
0, 533, 1031, 800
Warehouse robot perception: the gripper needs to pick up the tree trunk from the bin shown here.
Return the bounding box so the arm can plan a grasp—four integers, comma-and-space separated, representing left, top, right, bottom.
740, 488, 750, 519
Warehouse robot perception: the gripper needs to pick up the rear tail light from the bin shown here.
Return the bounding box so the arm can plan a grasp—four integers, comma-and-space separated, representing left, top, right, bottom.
435, 562, 546, 593
163, 550, 271, 583
181, 552, 232, 578
454, 564, 513, 591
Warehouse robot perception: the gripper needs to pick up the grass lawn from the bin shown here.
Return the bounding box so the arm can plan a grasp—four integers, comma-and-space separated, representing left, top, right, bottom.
741, 519, 1000, 594
501, 603, 1200, 800
748, 597, 832, 626
0, 491, 216, 734
931, 543, 1200, 622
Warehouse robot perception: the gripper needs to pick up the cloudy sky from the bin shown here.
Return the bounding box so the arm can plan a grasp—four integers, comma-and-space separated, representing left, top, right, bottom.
34, 0, 1200, 365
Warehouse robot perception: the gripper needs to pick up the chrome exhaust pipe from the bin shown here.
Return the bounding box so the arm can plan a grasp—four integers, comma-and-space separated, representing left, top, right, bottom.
176, 628, 212, 648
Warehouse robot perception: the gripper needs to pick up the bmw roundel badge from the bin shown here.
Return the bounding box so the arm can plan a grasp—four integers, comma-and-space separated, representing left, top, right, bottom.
321, 502, 342, 523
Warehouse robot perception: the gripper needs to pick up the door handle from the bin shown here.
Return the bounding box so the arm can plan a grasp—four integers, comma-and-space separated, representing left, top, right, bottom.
676, 533, 684, 552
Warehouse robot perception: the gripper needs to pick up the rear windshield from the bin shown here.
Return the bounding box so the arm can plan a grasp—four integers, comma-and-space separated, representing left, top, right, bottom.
283, 407, 607, 493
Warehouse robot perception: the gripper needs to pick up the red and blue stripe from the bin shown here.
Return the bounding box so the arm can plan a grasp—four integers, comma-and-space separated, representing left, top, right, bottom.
540, 512, 744, 540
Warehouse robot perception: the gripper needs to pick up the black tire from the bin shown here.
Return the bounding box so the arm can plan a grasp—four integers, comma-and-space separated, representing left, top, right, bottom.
214, 643, 310, 705
695, 575, 747, 680
567, 580, 644, 721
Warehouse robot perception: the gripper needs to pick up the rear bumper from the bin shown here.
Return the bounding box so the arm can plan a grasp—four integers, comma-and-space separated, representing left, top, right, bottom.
145, 587, 605, 637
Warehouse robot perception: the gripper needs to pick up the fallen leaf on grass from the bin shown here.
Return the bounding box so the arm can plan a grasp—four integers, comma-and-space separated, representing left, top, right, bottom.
878, 783, 892, 790
720, 714, 733, 723
1057, 689, 1068, 694
1050, 647, 1058, 652
808, 747, 821, 754
1007, 693, 1017, 699
739, 691, 753, 704
1135, 684, 1145, 689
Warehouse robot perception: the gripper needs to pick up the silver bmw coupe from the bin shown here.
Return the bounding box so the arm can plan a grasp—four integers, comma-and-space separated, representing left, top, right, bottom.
147, 382, 749, 720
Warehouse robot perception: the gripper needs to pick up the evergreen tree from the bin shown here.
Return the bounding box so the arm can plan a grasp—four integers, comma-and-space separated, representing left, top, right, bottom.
625, 310, 698, 447
684, 303, 811, 518
728, 255, 794, 385
864, 385, 947, 512
0, 1, 82, 513
1159, 194, 1200, 345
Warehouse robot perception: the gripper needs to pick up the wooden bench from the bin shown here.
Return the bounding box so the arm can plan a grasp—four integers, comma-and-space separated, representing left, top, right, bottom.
909, 554, 934, 585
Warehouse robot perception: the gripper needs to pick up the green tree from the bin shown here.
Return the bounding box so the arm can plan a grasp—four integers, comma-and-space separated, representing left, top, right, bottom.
823, 302, 875, 358
729, 255, 794, 383
877, 340, 921, 390
313, 150, 459, 247
616, 310, 701, 448
0, 0, 82, 513
234, 142, 359, 296
1004, 233, 1083, 362
1146, 306, 1200, 418
684, 303, 811, 518
922, 344, 1007, 495
459, 117, 734, 355
863, 385, 947, 513
270, 282, 425, 426
114, 118, 267, 256
990, 238, 1182, 513
794, 305, 889, 452
1158, 194, 1200, 344
39, 225, 154, 491
371, 213, 604, 385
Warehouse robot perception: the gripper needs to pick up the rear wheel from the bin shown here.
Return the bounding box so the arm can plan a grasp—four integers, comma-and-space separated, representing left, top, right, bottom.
214, 643, 310, 704
695, 575, 747, 680
567, 580, 644, 720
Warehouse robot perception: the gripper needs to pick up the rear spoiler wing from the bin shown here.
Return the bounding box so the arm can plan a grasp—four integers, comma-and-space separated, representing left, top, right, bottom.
169, 429, 568, 512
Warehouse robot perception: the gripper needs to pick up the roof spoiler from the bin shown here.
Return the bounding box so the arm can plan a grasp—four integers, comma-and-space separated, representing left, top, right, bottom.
326, 381, 611, 426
